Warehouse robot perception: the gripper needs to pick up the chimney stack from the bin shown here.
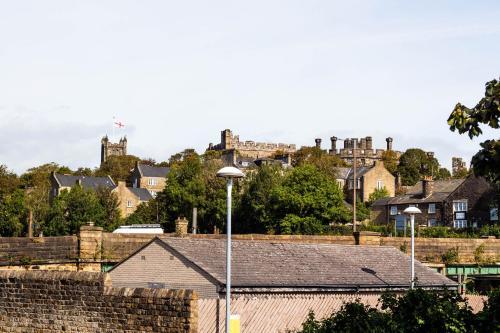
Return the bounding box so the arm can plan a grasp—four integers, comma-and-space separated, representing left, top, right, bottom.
422, 176, 434, 198
315, 138, 322, 149
386, 137, 393, 151
175, 217, 189, 236
366, 136, 373, 150
330, 136, 337, 153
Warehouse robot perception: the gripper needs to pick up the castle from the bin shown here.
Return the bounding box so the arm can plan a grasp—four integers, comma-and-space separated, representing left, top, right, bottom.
101, 136, 127, 164
207, 129, 296, 159
314, 136, 402, 166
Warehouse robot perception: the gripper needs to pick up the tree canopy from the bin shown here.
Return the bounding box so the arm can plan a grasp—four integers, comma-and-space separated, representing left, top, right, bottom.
396, 149, 440, 186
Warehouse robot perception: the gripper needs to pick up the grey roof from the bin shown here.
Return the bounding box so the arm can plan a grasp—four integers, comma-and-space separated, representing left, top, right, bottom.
155, 237, 456, 290
374, 179, 466, 206
54, 174, 115, 190
347, 166, 372, 179
138, 164, 170, 178
129, 187, 154, 201
335, 167, 351, 180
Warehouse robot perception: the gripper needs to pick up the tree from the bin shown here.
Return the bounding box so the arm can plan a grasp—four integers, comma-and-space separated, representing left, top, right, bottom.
0, 165, 20, 199
367, 187, 390, 205
95, 155, 140, 183
381, 150, 399, 175
0, 189, 26, 237
95, 187, 121, 232
396, 149, 440, 186
453, 167, 469, 179
448, 77, 499, 184
292, 147, 346, 179
436, 167, 452, 180
269, 165, 349, 234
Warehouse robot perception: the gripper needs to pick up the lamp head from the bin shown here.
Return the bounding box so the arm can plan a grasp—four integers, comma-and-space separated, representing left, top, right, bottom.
216, 166, 245, 179
403, 207, 422, 215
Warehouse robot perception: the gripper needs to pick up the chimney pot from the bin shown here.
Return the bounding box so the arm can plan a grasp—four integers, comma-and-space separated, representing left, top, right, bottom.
315, 138, 322, 149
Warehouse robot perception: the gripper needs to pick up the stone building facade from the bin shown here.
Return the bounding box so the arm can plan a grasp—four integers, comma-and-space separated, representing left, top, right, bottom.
130, 162, 170, 197
207, 129, 296, 159
101, 135, 127, 164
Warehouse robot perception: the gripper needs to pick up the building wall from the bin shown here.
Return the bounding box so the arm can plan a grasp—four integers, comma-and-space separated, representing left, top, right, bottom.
113, 181, 142, 217
0, 270, 197, 333
110, 239, 219, 298
361, 161, 395, 202
139, 176, 167, 194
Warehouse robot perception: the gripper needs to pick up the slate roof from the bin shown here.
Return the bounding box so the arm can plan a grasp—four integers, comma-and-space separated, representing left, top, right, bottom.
138, 164, 170, 178
335, 167, 351, 180
372, 179, 466, 206
129, 187, 154, 201
347, 166, 372, 179
54, 174, 115, 190
155, 237, 456, 290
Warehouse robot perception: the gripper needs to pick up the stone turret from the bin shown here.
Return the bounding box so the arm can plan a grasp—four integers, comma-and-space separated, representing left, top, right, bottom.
386, 137, 393, 151
315, 138, 322, 149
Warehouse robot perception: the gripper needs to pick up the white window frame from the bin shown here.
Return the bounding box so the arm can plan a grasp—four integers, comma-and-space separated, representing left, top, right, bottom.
428, 218, 436, 227
376, 180, 383, 190
390, 206, 397, 216
453, 200, 467, 212
148, 178, 158, 186
428, 203, 436, 214
127, 200, 133, 208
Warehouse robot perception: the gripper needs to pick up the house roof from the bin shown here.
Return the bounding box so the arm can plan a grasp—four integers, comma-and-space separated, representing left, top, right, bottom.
347, 166, 372, 179
148, 237, 456, 290
137, 164, 170, 178
129, 187, 154, 201
373, 179, 466, 206
53, 173, 115, 190
336, 167, 351, 180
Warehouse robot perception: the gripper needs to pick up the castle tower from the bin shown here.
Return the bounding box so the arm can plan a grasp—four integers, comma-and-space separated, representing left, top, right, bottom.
101, 135, 127, 164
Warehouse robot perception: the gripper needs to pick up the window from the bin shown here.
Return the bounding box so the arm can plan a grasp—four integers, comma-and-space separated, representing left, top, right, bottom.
428, 204, 436, 214
376, 180, 383, 190
428, 219, 436, 227
349, 179, 360, 190
453, 220, 467, 228
390, 206, 397, 216
147, 178, 158, 186
453, 200, 467, 212
127, 200, 133, 208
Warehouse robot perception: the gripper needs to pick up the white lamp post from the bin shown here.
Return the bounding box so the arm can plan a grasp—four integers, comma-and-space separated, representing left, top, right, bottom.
217, 166, 244, 333
403, 206, 422, 289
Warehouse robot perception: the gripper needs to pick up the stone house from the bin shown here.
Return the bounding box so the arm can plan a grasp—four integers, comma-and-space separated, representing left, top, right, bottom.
371, 176, 495, 228
130, 162, 170, 197
336, 161, 395, 203
50, 173, 152, 218
109, 237, 456, 332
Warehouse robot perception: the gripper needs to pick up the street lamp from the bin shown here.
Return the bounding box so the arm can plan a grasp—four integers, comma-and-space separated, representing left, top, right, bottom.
403, 206, 422, 289
217, 166, 245, 333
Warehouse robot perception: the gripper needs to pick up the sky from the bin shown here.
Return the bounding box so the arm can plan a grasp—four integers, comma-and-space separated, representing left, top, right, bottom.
1, 1, 499, 174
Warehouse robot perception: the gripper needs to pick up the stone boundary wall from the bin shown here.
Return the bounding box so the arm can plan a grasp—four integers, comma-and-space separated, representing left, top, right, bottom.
0, 270, 197, 333
0, 236, 78, 266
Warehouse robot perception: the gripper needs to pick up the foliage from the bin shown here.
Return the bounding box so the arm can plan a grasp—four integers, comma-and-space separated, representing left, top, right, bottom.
292, 147, 346, 179
448, 77, 500, 184
436, 167, 452, 180
0, 189, 26, 237
381, 150, 399, 175
396, 149, 440, 186
367, 187, 390, 205
0, 165, 20, 199
95, 155, 140, 182
418, 225, 500, 239
441, 247, 459, 264
124, 201, 159, 225
453, 167, 469, 179
95, 187, 121, 232
269, 165, 350, 234
296, 289, 490, 333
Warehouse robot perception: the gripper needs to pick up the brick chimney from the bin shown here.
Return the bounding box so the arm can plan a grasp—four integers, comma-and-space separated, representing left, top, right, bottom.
315, 138, 322, 149
422, 176, 434, 198
330, 136, 337, 153
386, 137, 393, 151
175, 217, 189, 236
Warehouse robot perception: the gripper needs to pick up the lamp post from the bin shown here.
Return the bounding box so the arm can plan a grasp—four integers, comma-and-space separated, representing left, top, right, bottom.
217, 166, 244, 333
403, 206, 422, 289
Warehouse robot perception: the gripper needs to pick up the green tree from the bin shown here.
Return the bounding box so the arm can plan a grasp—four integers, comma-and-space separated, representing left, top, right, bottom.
367, 187, 390, 205
95, 187, 121, 232
269, 165, 349, 234
0, 189, 27, 237
453, 167, 469, 179
125, 201, 159, 225
381, 150, 399, 175
45, 186, 105, 236
396, 149, 440, 186
0, 165, 20, 198
448, 77, 499, 184
292, 147, 346, 179
95, 155, 140, 183
235, 165, 283, 234
436, 167, 452, 180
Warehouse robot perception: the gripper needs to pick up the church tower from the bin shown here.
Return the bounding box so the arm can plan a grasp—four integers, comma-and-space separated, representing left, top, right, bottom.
101, 136, 127, 164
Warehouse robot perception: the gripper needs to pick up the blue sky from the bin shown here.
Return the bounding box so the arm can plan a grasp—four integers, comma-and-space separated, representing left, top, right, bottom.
1, 1, 499, 173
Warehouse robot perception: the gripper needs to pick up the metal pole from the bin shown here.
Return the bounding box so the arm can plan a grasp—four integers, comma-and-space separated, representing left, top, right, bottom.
226, 178, 233, 333
353, 140, 357, 232
410, 213, 415, 289
192, 207, 198, 234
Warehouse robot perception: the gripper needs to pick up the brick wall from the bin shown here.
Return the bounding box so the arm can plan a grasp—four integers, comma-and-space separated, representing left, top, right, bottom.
0, 270, 197, 333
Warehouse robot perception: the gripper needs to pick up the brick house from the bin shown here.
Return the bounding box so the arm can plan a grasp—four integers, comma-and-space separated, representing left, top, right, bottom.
109, 237, 455, 333
337, 161, 395, 203
50, 173, 152, 218
371, 176, 495, 228
129, 162, 170, 197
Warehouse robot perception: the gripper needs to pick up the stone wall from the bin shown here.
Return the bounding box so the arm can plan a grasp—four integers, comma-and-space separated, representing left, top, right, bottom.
0, 270, 197, 333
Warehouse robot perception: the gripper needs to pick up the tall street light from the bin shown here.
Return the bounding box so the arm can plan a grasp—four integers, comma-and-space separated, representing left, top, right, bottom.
217, 166, 245, 333
403, 206, 422, 289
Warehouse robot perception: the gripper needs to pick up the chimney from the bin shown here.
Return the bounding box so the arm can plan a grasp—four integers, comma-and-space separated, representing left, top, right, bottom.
360, 137, 367, 149
330, 136, 337, 153
386, 137, 393, 151
366, 136, 373, 150
422, 176, 434, 198
175, 217, 189, 236
315, 138, 322, 149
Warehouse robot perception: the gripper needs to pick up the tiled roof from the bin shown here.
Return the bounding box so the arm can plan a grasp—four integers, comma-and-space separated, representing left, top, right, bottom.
54, 174, 115, 190
373, 179, 466, 206
347, 166, 372, 179
138, 164, 170, 178
335, 167, 351, 180
157, 237, 456, 289
129, 187, 154, 201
